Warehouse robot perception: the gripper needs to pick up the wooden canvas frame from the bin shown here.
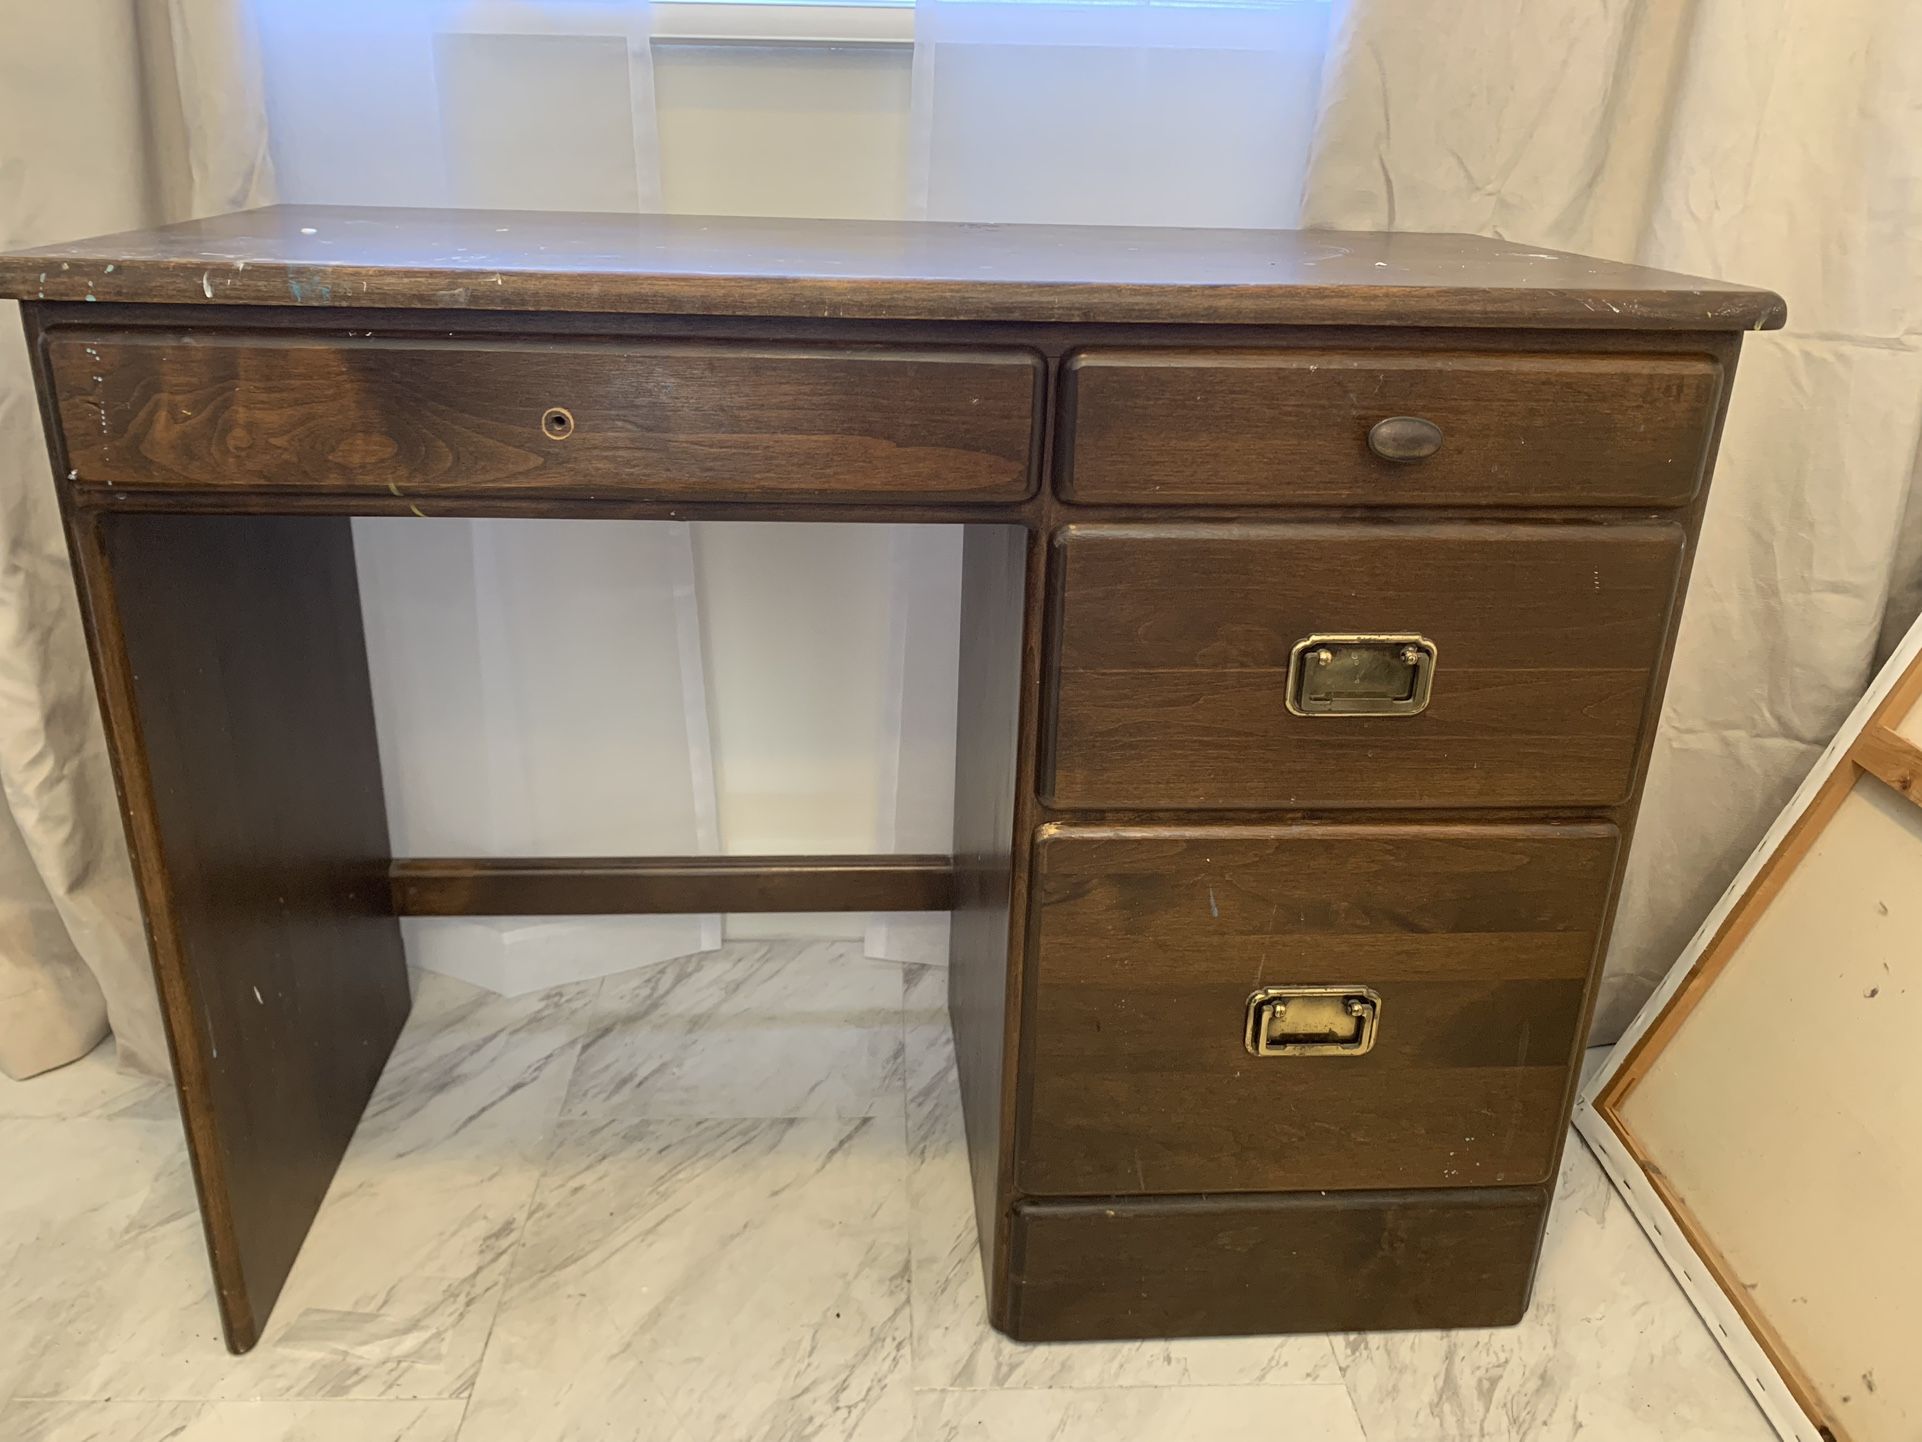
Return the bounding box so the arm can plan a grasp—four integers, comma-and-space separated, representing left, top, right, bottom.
1578, 615, 1922, 1442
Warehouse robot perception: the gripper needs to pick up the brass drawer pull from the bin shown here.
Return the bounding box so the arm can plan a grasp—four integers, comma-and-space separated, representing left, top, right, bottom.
1368, 415, 1443, 462
1287, 633, 1437, 717
1245, 987, 1381, 1057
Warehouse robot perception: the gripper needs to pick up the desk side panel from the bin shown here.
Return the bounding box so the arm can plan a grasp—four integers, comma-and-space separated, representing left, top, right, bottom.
949, 523, 1039, 1326
71, 508, 409, 1351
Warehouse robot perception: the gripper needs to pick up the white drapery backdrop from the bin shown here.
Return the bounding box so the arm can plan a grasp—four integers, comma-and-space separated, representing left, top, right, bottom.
0, 0, 273, 1078
910, 0, 1330, 227
7, 0, 1917, 1079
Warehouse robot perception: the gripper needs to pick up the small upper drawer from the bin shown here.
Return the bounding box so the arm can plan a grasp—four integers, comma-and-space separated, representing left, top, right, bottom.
48, 332, 1042, 502
1058, 349, 1722, 508
1047, 521, 1683, 810
1018, 821, 1617, 1197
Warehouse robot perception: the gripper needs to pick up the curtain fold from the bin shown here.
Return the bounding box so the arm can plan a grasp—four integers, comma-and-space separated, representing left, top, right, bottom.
1303, 0, 1922, 1041
140, 0, 278, 218
0, 0, 276, 1079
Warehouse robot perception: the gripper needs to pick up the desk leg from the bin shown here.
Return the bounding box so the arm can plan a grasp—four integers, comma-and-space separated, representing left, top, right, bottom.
69, 510, 410, 1353
949, 523, 1042, 1330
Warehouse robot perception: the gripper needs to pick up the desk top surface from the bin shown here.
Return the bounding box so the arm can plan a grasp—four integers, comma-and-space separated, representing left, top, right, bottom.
0, 205, 1785, 331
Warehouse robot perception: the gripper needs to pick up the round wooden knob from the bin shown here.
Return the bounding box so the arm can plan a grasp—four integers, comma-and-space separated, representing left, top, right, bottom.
1367, 416, 1443, 462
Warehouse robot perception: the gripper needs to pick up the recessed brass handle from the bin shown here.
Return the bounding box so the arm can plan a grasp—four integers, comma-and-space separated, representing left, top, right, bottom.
1368, 415, 1443, 462
1287, 633, 1437, 717
1245, 987, 1381, 1057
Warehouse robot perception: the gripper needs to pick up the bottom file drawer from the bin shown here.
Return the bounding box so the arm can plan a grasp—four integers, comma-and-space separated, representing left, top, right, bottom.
1017, 822, 1618, 1196
1006, 1186, 1548, 1340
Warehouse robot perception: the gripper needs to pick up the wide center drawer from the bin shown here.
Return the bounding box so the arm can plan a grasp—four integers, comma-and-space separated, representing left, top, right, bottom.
1017, 821, 1619, 1197
1059, 347, 1722, 508
48, 332, 1042, 502
1046, 521, 1684, 810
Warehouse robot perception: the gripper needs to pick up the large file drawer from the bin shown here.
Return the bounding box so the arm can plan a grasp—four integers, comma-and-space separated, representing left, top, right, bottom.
1017, 821, 1619, 1196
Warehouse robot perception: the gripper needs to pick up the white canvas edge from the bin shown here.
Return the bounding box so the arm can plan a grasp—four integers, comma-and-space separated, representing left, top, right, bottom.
1571, 1111, 1819, 1442
1574, 610, 1922, 1442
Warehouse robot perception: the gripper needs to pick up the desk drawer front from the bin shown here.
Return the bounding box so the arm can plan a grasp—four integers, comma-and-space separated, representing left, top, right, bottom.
1018, 822, 1617, 1197
1047, 522, 1683, 810
1059, 349, 1722, 508
48, 332, 1042, 502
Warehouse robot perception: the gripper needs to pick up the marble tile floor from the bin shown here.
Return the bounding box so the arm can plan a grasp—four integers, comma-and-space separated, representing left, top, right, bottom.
1, 941, 1776, 1442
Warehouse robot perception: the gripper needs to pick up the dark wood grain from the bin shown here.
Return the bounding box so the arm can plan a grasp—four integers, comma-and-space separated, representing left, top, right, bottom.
70, 510, 408, 1352
0, 205, 1786, 330
1059, 349, 1723, 508
1048, 522, 1684, 810
48, 332, 1041, 502
7, 210, 1771, 1349
1007, 1186, 1548, 1340
390, 854, 953, 915
948, 523, 1042, 1329
1018, 822, 1618, 1196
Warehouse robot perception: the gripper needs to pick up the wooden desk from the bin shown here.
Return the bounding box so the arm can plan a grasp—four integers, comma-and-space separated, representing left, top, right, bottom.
0, 207, 1783, 1353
